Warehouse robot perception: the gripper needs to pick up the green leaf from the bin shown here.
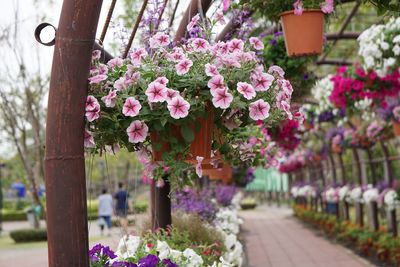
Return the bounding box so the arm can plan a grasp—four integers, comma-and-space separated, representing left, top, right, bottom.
180, 126, 195, 143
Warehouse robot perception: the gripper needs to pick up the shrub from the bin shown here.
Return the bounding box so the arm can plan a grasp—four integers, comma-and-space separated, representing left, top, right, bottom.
10, 229, 47, 243
2, 210, 27, 221
133, 200, 148, 214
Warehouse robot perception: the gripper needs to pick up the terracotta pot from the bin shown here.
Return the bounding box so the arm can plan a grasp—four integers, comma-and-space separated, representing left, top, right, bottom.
393, 120, 400, 136
280, 9, 324, 57
203, 164, 232, 184
151, 107, 214, 162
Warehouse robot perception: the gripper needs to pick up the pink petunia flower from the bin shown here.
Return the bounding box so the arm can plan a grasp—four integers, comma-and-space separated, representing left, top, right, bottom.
165, 89, 180, 102
249, 99, 270, 120
130, 48, 147, 65
114, 77, 126, 91
156, 179, 165, 188
175, 58, 193, 75
155, 76, 169, 86
127, 120, 148, 143
223, 0, 231, 12
280, 79, 293, 96
207, 75, 226, 94
212, 88, 233, 109
268, 65, 285, 78
107, 57, 124, 68
321, 0, 334, 14
145, 81, 167, 103
205, 63, 220, 77
228, 38, 244, 53
195, 156, 204, 178
149, 33, 170, 48
249, 37, 264, 50
85, 102, 100, 122
190, 38, 209, 52
122, 97, 142, 117
89, 74, 107, 84
293, 0, 304, 15
167, 48, 185, 62
92, 50, 101, 60
84, 129, 96, 148
86, 95, 99, 111
167, 96, 190, 119
187, 14, 200, 31
252, 72, 274, 91
237, 82, 256, 100
215, 11, 226, 25
101, 90, 117, 108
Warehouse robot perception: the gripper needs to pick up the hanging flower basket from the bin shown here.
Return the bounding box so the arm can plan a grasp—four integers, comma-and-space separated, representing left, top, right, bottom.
203, 164, 232, 184
280, 9, 324, 57
393, 120, 400, 136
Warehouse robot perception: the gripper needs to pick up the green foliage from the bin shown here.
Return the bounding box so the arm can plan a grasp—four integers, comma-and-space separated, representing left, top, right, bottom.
9, 229, 47, 243
132, 200, 148, 213
1, 209, 27, 221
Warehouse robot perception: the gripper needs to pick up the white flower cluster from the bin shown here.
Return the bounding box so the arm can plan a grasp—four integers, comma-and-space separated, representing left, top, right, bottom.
358, 17, 400, 77
363, 187, 379, 204
291, 185, 316, 198
384, 190, 399, 211
338, 185, 350, 202
311, 75, 334, 115
354, 99, 376, 121
348, 186, 363, 203
323, 187, 339, 203
214, 205, 244, 267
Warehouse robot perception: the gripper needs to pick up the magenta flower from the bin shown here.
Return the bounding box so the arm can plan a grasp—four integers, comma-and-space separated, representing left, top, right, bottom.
86, 95, 99, 111
155, 76, 169, 86
101, 90, 117, 108
215, 11, 226, 25
130, 48, 147, 65
165, 89, 180, 102
195, 156, 204, 178
167, 96, 190, 119
252, 72, 274, 91
175, 58, 193, 75
293, 0, 304, 15
321, 0, 334, 14
84, 129, 96, 148
249, 99, 270, 120
127, 120, 148, 143
212, 88, 233, 109
207, 75, 226, 94
280, 79, 294, 96
85, 102, 100, 122
145, 81, 167, 103
191, 38, 209, 52
89, 74, 107, 84
149, 33, 170, 48
122, 97, 142, 117
228, 38, 244, 53
268, 65, 285, 78
107, 57, 124, 68
167, 48, 185, 62
205, 63, 220, 77
223, 0, 231, 12
237, 82, 256, 100
249, 37, 264, 50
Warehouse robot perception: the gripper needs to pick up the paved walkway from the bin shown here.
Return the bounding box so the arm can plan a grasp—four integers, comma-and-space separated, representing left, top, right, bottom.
240, 205, 375, 267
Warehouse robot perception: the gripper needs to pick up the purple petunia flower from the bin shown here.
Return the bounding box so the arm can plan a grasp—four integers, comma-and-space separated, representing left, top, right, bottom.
162, 259, 178, 267
138, 254, 159, 267
112, 261, 138, 267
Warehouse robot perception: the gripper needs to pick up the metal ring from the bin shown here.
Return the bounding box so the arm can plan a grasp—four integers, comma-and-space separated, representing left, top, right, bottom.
34, 22, 57, 46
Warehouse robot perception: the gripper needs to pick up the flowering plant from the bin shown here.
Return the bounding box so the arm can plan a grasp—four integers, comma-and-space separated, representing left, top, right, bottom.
348, 186, 363, 203
240, 0, 334, 21
358, 17, 400, 77
86, 23, 294, 186
278, 150, 306, 173
270, 119, 301, 150
323, 187, 339, 203
363, 187, 379, 204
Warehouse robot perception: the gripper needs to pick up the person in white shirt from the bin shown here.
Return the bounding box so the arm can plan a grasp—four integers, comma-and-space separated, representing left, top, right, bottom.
97, 188, 113, 236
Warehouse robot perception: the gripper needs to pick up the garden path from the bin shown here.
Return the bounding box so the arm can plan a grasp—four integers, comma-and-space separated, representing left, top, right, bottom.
241, 205, 375, 267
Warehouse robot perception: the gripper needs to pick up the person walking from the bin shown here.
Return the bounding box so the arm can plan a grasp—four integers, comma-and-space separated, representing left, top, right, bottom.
114, 182, 129, 232
98, 188, 113, 236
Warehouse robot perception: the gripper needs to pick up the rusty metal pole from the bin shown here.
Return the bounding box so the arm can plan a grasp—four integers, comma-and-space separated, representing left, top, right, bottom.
380, 141, 393, 186
328, 153, 337, 184
44, 1, 103, 266
365, 148, 377, 186
151, 176, 171, 230
337, 153, 347, 184
352, 148, 363, 184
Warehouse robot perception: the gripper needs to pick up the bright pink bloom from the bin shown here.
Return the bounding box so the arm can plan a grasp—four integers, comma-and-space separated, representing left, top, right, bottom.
249, 99, 270, 120
145, 81, 167, 103
280, 79, 294, 96
127, 120, 148, 143
252, 72, 274, 91
268, 65, 285, 78
228, 38, 244, 53
107, 57, 124, 68
237, 82, 256, 100
155, 76, 169, 86
84, 129, 96, 148
167, 48, 185, 62
101, 90, 117, 108
122, 97, 142, 117
149, 33, 170, 48
130, 48, 147, 65
86, 95, 99, 111
195, 156, 204, 177
85, 102, 100, 122
175, 58, 193, 75
223, 0, 231, 12
293, 0, 304, 15
89, 74, 107, 84
215, 11, 226, 25
167, 96, 190, 119
249, 37, 264, 50
212, 88, 233, 109
165, 89, 180, 102
191, 38, 209, 52
205, 63, 220, 77
207, 75, 225, 94
321, 0, 334, 14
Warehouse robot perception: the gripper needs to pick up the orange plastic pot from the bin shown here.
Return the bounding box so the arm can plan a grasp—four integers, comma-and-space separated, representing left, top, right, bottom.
280, 9, 324, 57
151, 107, 214, 162
393, 120, 400, 136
